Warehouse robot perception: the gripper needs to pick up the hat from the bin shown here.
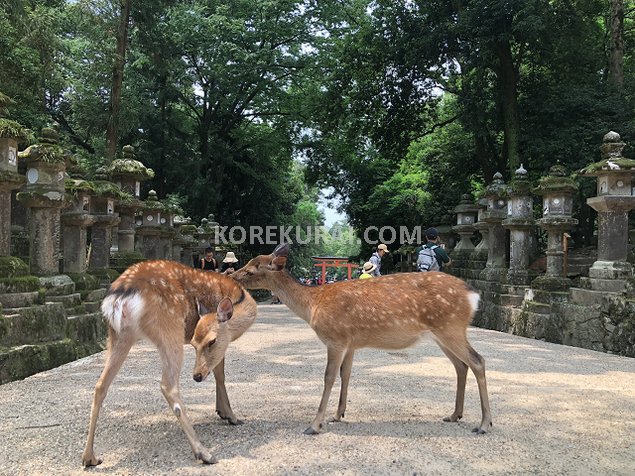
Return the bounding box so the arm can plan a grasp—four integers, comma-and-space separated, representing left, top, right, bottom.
362, 261, 376, 273
425, 227, 439, 239
223, 251, 238, 263
377, 243, 389, 253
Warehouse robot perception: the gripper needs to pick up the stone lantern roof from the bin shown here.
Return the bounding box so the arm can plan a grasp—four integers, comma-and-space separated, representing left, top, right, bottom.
453, 193, 479, 214
144, 190, 166, 212
18, 127, 66, 164
107, 145, 155, 181
92, 165, 133, 201
483, 172, 509, 198
579, 131, 635, 176
534, 164, 578, 195
0, 91, 31, 143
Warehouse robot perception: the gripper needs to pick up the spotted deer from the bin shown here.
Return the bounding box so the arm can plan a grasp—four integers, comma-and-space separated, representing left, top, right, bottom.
232, 243, 492, 435
82, 260, 257, 467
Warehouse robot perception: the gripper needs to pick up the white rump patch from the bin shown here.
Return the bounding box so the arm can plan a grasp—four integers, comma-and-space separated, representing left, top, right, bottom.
101, 292, 145, 334
468, 292, 480, 314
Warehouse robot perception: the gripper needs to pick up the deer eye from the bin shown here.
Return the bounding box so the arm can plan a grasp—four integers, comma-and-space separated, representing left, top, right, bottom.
207, 339, 216, 349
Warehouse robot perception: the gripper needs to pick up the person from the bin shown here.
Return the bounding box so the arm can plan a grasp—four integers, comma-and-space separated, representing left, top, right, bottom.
369, 243, 389, 276
200, 247, 218, 272
359, 261, 376, 279
220, 251, 239, 274
416, 227, 451, 272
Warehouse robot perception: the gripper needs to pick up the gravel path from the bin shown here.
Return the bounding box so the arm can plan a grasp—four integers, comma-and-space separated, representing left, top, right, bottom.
0, 304, 634, 476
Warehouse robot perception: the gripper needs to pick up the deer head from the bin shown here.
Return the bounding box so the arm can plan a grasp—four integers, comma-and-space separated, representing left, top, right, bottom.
232, 243, 289, 289
191, 297, 234, 382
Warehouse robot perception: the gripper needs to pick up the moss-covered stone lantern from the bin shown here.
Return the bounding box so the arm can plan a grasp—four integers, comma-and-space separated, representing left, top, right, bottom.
532, 164, 578, 290
579, 131, 635, 280
107, 145, 154, 254
88, 166, 122, 272
0, 92, 29, 256
479, 172, 509, 282
62, 160, 97, 273
502, 165, 535, 285
16, 127, 68, 275
136, 190, 165, 259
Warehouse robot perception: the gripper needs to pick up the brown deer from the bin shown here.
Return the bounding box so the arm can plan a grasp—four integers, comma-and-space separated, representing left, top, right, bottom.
82, 260, 257, 467
232, 243, 491, 435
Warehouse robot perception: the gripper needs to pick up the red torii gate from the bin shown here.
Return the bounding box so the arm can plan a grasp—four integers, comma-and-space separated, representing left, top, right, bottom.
312, 256, 358, 284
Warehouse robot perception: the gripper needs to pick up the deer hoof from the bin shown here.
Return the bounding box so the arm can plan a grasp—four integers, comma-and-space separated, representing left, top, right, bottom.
196, 450, 218, 464
303, 426, 321, 435
471, 427, 487, 435
217, 411, 244, 425
82, 455, 103, 467
443, 414, 462, 422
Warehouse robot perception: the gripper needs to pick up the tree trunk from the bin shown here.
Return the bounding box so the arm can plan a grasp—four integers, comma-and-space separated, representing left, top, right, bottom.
608, 0, 624, 91
105, 0, 132, 162
495, 39, 521, 174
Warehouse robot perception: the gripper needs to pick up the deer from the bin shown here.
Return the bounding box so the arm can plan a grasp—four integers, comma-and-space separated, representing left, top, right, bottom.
232, 243, 492, 435
82, 260, 257, 467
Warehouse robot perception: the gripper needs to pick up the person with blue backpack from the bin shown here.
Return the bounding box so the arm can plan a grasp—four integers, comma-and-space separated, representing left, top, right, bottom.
416, 227, 451, 272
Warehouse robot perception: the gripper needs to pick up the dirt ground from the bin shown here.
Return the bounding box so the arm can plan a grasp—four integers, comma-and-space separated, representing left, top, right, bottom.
0, 304, 634, 476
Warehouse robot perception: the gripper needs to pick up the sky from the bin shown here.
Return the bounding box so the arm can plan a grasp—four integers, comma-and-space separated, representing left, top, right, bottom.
318, 189, 347, 227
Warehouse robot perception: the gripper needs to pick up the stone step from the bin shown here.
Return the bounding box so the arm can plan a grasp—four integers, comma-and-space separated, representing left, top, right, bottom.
0, 338, 104, 384
46, 293, 82, 309
39, 275, 76, 296
83, 301, 102, 313
569, 288, 618, 306
66, 312, 108, 344
497, 294, 524, 307
0, 291, 40, 308
83, 288, 107, 302
523, 301, 552, 315
0, 302, 67, 346
578, 277, 626, 293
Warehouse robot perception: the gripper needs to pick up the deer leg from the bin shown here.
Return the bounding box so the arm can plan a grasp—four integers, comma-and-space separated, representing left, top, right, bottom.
82, 328, 136, 467
434, 331, 492, 434
213, 358, 242, 425
329, 348, 355, 423
435, 340, 468, 423
304, 346, 346, 435
158, 343, 218, 464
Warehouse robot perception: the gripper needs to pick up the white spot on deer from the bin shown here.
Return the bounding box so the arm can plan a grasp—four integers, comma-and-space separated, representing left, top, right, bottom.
468, 292, 480, 314
102, 292, 144, 334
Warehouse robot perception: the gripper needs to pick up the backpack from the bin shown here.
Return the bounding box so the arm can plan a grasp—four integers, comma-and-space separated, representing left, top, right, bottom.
417, 245, 440, 272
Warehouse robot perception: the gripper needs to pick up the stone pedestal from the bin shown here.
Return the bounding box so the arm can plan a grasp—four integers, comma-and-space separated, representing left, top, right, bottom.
472, 198, 489, 262
116, 203, 141, 253
533, 164, 579, 291
62, 211, 96, 273
16, 128, 67, 276
88, 188, 120, 271
502, 165, 534, 285
479, 172, 509, 282
579, 131, 635, 283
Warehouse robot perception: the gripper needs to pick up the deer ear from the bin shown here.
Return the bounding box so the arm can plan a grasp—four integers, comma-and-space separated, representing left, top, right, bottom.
268, 255, 287, 271
197, 299, 211, 317
272, 243, 289, 257
216, 297, 233, 323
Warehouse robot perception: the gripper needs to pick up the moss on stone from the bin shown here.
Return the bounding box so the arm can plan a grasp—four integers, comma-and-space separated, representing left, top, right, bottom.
533, 175, 579, 194
0, 276, 40, 293
107, 158, 155, 181
579, 158, 635, 175
0, 256, 29, 278
0, 119, 32, 142
110, 252, 145, 272
0, 170, 25, 186
66, 272, 101, 291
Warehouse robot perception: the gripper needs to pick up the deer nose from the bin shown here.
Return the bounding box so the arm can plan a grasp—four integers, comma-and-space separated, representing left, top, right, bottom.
193, 373, 203, 382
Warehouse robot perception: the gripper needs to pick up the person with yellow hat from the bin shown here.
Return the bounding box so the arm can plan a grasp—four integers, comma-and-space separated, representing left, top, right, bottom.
359, 261, 376, 279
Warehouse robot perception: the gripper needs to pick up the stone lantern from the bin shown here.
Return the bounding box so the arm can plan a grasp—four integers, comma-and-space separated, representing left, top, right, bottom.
451, 194, 479, 272
179, 218, 198, 266
472, 197, 489, 265
158, 201, 178, 260
452, 194, 479, 250
479, 172, 509, 282
579, 131, 635, 282
62, 160, 97, 273
436, 213, 457, 252
533, 164, 578, 290
136, 190, 165, 259
88, 167, 121, 271
17, 127, 67, 275
0, 92, 28, 256
107, 145, 154, 254
502, 165, 535, 285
